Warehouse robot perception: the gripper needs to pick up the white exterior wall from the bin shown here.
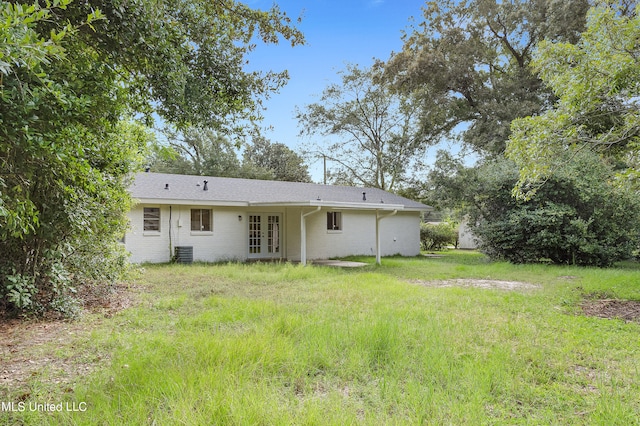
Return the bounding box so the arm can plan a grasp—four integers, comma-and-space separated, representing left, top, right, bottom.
125, 204, 247, 263
126, 204, 422, 263
288, 209, 421, 261
125, 205, 172, 263
305, 210, 376, 259
380, 212, 422, 256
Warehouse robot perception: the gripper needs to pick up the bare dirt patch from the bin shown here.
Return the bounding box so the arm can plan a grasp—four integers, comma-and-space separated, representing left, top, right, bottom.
409, 279, 540, 291
0, 283, 137, 399
0, 320, 98, 398
78, 282, 138, 317
580, 299, 640, 323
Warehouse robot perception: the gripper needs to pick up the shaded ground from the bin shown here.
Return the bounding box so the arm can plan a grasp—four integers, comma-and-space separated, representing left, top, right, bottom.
0, 320, 97, 398
0, 283, 136, 399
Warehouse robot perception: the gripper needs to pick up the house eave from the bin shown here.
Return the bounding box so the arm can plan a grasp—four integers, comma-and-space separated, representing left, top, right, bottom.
248, 200, 411, 211
132, 198, 249, 207
131, 198, 429, 211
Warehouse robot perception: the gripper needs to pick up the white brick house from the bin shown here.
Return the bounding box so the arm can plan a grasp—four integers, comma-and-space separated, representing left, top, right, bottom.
125, 172, 430, 264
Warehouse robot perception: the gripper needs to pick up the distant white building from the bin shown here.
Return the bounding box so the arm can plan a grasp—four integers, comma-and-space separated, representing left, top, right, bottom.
458, 217, 478, 250
125, 173, 430, 265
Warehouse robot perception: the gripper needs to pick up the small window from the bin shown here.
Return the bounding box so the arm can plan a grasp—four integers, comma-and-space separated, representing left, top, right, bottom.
191, 209, 212, 232
143, 207, 160, 231
327, 211, 342, 231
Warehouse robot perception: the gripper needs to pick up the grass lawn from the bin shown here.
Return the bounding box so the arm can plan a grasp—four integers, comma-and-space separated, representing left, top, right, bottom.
2, 251, 640, 424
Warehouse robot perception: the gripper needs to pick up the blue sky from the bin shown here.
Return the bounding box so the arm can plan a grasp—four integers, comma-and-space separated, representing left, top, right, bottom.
245, 0, 428, 182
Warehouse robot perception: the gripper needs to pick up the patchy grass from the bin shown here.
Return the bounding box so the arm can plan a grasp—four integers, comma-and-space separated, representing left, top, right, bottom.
2, 252, 640, 424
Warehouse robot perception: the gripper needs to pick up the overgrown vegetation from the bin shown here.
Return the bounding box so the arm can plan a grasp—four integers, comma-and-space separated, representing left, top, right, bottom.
468, 153, 640, 266
507, 1, 640, 197
424, 150, 640, 266
0, 0, 303, 317
2, 254, 640, 424
393, 1, 639, 268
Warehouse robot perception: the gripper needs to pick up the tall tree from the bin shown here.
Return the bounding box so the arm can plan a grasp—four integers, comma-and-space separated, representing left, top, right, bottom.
0, 0, 303, 316
297, 64, 427, 191
421, 150, 478, 212
243, 136, 311, 182
147, 132, 312, 182
507, 1, 640, 198
384, 0, 590, 156
149, 129, 242, 177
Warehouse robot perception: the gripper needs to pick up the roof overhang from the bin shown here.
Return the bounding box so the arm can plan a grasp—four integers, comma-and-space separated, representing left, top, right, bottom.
249, 200, 412, 211
132, 198, 430, 212
132, 198, 249, 207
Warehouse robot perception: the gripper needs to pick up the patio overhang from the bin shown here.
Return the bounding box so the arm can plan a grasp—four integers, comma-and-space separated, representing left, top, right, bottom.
250, 200, 412, 211
133, 198, 429, 212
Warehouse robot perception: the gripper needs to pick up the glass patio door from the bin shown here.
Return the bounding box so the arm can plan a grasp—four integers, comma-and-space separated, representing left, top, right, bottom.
248, 213, 282, 258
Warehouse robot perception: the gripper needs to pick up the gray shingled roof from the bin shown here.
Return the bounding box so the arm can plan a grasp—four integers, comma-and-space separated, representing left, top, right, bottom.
130, 172, 430, 211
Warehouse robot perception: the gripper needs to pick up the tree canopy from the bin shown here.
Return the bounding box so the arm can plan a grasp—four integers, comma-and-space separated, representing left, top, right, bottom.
147, 131, 311, 182
148, 129, 243, 177
507, 1, 640, 198
243, 136, 312, 183
384, 0, 590, 156
297, 64, 427, 191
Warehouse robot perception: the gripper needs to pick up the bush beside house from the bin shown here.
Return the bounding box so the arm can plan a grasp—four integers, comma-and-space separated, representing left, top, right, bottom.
420, 222, 458, 251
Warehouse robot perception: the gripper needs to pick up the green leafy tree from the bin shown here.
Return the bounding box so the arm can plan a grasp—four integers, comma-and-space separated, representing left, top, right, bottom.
467, 154, 640, 267
421, 150, 478, 212
507, 2, 640, 198
148, 132, 312, 182
0, 1, 137, 316
243, 136, 311, 182
149, 128, 242, 177
37, 0, 305, 131
385, 0, 590, 156
0, 0, 303, 316
297, 64, 427, 191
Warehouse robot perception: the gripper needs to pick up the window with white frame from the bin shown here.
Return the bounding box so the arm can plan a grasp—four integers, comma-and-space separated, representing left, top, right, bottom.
191, 209, 212, 232
143, 207, 161, 231
326, 211, 342, 231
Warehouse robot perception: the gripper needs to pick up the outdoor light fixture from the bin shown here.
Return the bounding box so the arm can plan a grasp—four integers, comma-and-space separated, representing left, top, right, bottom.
238, 215, 243, 221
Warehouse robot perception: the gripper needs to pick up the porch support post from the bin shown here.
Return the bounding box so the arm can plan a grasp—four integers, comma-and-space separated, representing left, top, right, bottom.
376, 209, 398, 265
301, 206, 321, 266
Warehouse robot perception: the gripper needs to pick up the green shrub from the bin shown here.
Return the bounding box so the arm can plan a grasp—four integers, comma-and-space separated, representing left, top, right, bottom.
420, 222, 458, 251
469, 154, 640, 266
3, 271, 38, 313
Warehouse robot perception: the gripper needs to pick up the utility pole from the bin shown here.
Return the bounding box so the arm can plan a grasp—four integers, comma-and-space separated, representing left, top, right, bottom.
323, 155, 327, 185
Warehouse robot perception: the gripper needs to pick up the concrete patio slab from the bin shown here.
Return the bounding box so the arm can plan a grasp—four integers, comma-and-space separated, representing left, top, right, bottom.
311, 259, 368, 268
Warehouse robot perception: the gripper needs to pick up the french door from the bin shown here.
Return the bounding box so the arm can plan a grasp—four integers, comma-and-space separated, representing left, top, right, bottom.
248, 213, 282, 259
